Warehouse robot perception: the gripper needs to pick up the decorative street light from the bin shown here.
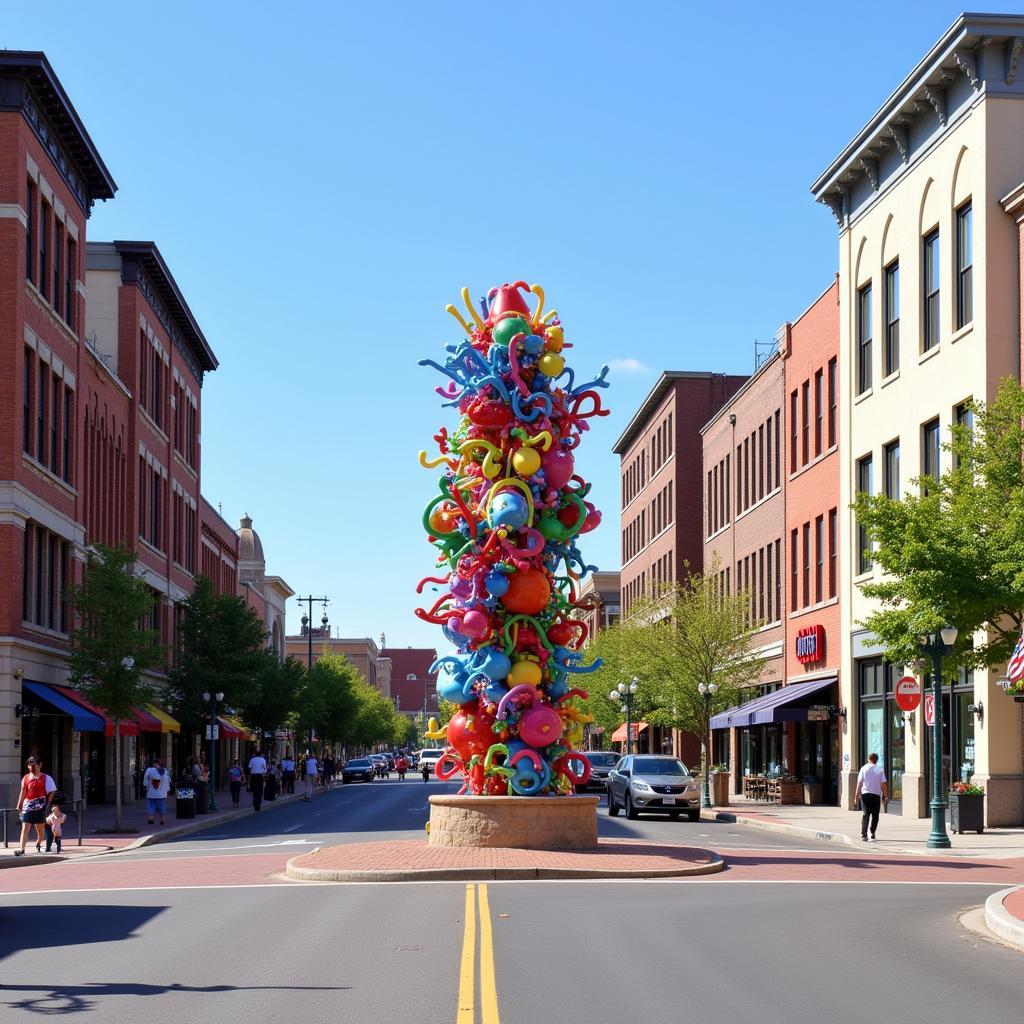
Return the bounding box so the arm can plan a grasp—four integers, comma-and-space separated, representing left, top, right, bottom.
202, 690, 224, 811
609, 678, 639, 754
295, 594, 330, 669
698, 681, 718, 808
919, 626, 958, 849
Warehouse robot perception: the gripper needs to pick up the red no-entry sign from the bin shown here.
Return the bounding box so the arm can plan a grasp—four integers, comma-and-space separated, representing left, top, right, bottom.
895, 675, 922, 712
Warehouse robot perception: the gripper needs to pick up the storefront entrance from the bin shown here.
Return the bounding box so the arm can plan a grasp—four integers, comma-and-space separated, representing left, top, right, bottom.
857, 659, 905, 814
924, 669, 975, 803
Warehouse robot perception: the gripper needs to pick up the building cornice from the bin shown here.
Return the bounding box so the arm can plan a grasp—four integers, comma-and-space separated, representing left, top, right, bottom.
811, 14, 1024, 228
0, 52, 117, 214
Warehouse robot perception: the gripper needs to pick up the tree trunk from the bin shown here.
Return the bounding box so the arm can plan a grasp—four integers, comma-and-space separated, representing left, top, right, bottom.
114, 718, 123, 831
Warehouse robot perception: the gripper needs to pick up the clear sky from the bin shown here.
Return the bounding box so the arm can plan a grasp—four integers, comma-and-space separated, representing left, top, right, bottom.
5, 1, 985, 648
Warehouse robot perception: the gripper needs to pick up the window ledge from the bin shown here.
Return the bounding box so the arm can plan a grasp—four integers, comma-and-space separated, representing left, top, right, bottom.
24, 280, 77, 344
951, 322, 973, 345
735, 485, 782, 523
789, 597, 839, 619
172, 451, 198, 479
918, 344, 941, 366
853, 569, 874, 584
139, 408, 169, 444
22, 621, 69, 642
854, 387, 873, 406
21, 454, 77, 497
880, 370, 901, 389
788, 445, 837, 482
138, 537, 166, 559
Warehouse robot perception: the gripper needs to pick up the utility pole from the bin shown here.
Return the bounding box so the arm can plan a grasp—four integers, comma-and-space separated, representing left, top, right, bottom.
296, 594, 330, 670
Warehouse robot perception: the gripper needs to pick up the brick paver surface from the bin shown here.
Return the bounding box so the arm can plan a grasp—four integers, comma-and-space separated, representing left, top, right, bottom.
1003, 887, 1024, 923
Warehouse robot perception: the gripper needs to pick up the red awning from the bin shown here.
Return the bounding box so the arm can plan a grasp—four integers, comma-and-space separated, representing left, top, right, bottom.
216, 716, 244, 739
132, 706, 163, 733
49, 685, 140, 737
610, 721, 649, 744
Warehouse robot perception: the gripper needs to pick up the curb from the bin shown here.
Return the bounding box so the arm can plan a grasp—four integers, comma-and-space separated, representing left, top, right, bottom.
704, 809, 854, 847
284, 847, 726, 883
984, 887, 1024, 951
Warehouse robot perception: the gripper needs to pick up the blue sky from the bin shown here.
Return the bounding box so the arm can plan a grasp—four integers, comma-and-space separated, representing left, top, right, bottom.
6, 2, 981, 647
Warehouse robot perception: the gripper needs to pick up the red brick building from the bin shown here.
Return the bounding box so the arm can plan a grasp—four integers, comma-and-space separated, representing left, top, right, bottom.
382, 645, 439, 722
613, 372, 747, 616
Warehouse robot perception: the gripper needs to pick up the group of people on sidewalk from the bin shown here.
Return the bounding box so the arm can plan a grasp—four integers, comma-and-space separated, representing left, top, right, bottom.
232, 751, 331, 811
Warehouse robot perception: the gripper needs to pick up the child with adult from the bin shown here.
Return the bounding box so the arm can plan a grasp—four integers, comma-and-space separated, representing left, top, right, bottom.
14, 756, 56, 856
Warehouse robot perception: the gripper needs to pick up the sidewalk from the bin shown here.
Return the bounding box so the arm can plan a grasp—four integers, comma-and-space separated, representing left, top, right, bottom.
706, 799, 1024, 859
984, 886, 1024, 951
2, 784, 314, 866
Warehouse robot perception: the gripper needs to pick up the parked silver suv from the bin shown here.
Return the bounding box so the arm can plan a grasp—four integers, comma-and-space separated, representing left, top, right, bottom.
607, 755, 700, 821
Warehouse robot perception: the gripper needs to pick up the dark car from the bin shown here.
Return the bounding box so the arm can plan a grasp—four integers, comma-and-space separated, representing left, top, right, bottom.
342, 758, 374, 783
607, 755, 701, 820
581, 751, 621, 791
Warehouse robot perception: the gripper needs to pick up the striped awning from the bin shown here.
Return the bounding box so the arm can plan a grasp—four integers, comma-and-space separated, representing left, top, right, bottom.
145, 704, 181, 734
221, 715, 254, 740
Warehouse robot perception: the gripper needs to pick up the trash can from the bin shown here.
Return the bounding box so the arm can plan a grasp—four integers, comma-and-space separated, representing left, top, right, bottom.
175, 787, 196, 819
194, 779, 208, 814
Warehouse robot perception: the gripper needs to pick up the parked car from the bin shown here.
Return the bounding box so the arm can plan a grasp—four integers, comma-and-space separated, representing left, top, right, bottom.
606, 755, 701, 821
418, 749, 446, 771
581, 751, 621, 792
342, 758, 375, 783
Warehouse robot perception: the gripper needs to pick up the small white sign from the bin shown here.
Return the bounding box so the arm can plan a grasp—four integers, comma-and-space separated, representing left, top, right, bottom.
205, 724, 220, 740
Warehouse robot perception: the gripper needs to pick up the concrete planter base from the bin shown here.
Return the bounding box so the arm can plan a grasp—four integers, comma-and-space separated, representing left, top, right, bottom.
428, 794, 600, 849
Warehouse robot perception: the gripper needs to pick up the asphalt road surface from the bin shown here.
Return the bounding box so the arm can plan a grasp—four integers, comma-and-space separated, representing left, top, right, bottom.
2, 778, 1017, 1023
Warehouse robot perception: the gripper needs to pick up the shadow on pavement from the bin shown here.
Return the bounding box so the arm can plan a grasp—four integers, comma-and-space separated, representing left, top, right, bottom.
0, 905, 167, 961
719, 853, 1016, 872
0, 981, 350, 1016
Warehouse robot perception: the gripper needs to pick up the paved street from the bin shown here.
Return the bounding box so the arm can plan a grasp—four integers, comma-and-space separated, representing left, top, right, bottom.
1, 779, 1020, 1022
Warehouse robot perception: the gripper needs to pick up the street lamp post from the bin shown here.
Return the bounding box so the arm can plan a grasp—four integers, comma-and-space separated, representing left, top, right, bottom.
920, 626, 958, 849
202, 690, 224, 812
698, 681, 718, 808
295, 594, 330, 669
610, 678, 639, 754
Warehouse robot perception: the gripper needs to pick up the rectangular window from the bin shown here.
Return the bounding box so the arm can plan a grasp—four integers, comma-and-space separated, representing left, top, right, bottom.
802, 522, 810, 608
139, 456, 147, 539
151, 470, 161, 548
37, 369, 47, 466
139, 332, 148, 409
23, 347, 33, 455
885, 261, 900, 375
758, 548, 765, 623
65, 236, 76, 329
774, 409, 781, 484
815, 515, 824, 604
62, 387, 72, 483
50, 372, 59, 475
883, 440, 900, 499
827, 358, 837, 448
707, 470, 713, 536
801, 381, 810, 465
828, 508, 837, 599
758, 424, 765, 501
724, 455, 730, 524
765, 417, 772, 493
814, 369, 823, 457
857, 455, 873, 573
25, 180, 35, 283
857, 283, 872, 393
39, 201, 50, 301
766, 542, 773, 622
956, 203, 972, 330
922, 418, 940, 493
774, 538, 781, 619
954, 401, 973, 468
790, 529, 798, 613
743, 438, 749, 510
924, 229, 940, 352
22, 524, 32, 622
53, 221, 63, 319
35, 526, 44, 625
790, 391, 798, 474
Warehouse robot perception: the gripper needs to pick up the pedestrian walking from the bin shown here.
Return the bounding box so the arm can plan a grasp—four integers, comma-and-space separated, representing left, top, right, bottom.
248, 750, 268, 811
421, 759, 430, 783
854, 752, 889, 842
396, 755, 409, 780
142, 758, 172, 826
265, 761, 279, 801
304, 754, 319, 801
228, 760, 244, 808
45, 803, 66, 853
14, 756, 56, 856
281, 753, 296, 794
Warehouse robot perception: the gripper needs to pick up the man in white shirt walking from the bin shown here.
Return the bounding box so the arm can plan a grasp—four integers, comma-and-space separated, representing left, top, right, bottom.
304, 754, 319, 801
248, 751, 268, 811
854, 752, 889, 842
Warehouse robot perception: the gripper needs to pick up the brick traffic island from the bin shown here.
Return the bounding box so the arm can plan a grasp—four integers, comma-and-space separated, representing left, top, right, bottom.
285, 839, 723, 882
427, 794, 601, 849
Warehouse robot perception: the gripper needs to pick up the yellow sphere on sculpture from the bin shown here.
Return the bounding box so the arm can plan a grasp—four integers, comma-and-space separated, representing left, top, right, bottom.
544, 325, 564, 351
538, 352, 565, 378
512, 447, 542, 477
508, 660, 542, 687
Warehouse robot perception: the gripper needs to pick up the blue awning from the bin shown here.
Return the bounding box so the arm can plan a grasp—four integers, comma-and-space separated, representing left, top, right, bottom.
710, 677, 837, 730
24, 681, 105, 732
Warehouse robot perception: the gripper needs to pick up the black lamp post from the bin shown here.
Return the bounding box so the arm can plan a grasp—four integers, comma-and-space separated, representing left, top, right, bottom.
698, 681, 718, 808
295, 595, 330, 670
920, 626, 958, 849
610, 678, 639, 754
202, 689, 224, 811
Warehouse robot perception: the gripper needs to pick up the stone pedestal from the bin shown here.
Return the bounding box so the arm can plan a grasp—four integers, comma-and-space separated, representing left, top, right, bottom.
428, 794, 599, 849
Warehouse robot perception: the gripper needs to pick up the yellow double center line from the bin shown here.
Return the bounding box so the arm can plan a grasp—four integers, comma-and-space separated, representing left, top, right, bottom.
456, 883, 500, 1024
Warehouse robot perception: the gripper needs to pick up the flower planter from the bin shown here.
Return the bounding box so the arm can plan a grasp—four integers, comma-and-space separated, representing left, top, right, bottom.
949, 792, 984, 834
712, 772, 730, 807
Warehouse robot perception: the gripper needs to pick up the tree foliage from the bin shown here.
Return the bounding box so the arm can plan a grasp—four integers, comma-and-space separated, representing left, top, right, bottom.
853, 377, 1024, 675
234, 652, 306, 751
168, 576, 269, 731
584, 559, 767, 748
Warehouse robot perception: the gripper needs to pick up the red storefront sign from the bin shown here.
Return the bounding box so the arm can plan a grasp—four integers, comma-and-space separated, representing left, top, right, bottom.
795, 625, 825, 664
894, 675, 922, 712
924, 693, 935, 727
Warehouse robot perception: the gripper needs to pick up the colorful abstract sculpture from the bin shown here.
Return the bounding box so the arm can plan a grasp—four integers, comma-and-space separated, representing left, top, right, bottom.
416, 281, 609, 795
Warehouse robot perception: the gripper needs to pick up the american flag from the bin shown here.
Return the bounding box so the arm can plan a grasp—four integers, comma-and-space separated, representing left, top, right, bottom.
1007, 630, 1024, 684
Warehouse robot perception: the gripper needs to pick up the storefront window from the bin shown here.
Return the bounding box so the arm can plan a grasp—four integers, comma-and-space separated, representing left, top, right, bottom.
955, 690, 975, 782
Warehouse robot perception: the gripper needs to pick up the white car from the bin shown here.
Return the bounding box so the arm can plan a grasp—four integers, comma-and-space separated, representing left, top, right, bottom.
418, 749, 446, 771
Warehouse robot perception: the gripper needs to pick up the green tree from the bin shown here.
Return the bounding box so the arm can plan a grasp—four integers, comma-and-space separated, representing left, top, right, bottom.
585, 559, 766, 770
234, 652, 305, 753
168, 576, 269, 736
67, 545, 164, 831
294, 655, 361, 752
853, 377, 1024, 675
